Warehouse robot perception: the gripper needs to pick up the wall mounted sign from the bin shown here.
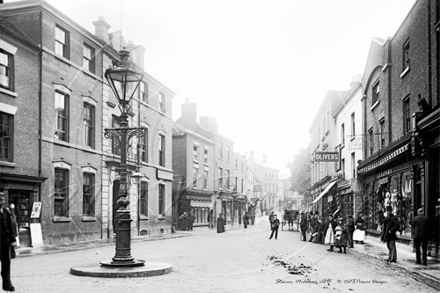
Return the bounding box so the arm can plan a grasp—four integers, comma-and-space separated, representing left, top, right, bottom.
314, 152, 339, 162
30, 202, 42, 219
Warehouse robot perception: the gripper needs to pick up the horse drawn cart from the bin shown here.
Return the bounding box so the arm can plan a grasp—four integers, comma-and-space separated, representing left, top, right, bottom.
281, 209, 299, 231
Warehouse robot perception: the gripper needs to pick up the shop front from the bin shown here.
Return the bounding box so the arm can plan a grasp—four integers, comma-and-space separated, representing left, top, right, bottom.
0, 173, 47, 247
336, 179, 353, 219
178, 190, 213, 229
357, 139, 421, 243
311, 180, 337, 219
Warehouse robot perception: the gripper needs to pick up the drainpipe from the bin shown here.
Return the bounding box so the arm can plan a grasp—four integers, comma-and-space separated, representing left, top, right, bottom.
38, 8, 43, 178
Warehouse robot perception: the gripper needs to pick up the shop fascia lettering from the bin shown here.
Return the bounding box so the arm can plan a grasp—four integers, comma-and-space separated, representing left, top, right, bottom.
358, 144, 409, 174
314, 152, 339, 162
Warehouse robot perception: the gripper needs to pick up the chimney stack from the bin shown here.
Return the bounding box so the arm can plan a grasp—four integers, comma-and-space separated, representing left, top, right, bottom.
180, 101, 197, 131
93, 16, 111, 43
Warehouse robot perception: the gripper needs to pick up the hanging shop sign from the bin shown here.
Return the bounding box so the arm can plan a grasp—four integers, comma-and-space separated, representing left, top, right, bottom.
358, 144, 409, 174
314, 152, 339, 162
348, 136, 365, 151
376, 169, 392, 178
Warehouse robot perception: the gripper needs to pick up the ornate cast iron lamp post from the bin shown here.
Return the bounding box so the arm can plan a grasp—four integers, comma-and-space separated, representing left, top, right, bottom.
102, 49, 145, 266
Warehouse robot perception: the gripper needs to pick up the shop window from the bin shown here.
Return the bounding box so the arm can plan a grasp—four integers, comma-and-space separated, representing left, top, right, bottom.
401, 171, 412, 237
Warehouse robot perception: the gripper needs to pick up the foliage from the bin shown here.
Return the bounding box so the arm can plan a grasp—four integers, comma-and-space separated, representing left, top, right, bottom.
287, 146, 311, 195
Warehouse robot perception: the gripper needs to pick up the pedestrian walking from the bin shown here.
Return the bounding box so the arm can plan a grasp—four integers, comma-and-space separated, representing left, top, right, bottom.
381, 205, 400, 263
324, 214, 337, 252
300, 213, 308, 241
346, 215, 355, 248
353, 215, 365, 244
243, 212, 250, 229
217, 213, 225, 233
433, 201, 440, 259
335, 218, 347, 253
412, 208, 430, 265
0, 192, 17, 292
269, 214, 280, 240
269, 211, 275, 229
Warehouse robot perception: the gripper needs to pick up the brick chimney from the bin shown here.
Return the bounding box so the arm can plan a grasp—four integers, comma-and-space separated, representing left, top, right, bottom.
93, 16, 111, 43
180, 100, 197, 131
199, 116, 219, 133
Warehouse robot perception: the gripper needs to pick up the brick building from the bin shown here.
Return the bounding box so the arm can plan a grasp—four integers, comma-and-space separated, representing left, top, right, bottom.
357, 0, 439, 244
0, 16, 43, 247
1, 0, 104, 244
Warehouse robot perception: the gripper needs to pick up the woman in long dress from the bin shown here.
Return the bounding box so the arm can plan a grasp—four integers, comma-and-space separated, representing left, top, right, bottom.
324, 214, 337, 251
217, 213, 225, 233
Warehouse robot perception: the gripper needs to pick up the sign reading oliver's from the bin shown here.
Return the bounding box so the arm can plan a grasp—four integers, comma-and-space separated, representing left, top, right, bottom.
314, 152, 339, 162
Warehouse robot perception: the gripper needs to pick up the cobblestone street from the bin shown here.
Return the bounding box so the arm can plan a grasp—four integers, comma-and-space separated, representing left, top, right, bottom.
10, 218, 438, 293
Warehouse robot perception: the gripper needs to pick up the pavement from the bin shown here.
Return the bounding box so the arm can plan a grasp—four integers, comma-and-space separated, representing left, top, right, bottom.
13, 215, 440, 289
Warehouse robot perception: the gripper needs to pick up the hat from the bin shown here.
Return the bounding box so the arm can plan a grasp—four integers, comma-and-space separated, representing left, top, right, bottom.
385, 206, 393, 212
417, 208, 424, 214
337, 217, 344, 222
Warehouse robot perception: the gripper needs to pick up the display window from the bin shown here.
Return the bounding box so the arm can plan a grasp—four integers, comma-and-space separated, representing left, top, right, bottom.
400, 171, 412, 237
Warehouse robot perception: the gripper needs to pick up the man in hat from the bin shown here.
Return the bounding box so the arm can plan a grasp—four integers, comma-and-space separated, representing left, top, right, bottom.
381, 205, 400, 263
412, 207, 430, 265
0, 192, 16, 291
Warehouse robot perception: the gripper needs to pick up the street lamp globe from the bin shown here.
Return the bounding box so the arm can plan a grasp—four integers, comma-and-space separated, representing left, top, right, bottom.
105, 48, 143, 115
131, 171, 143, 185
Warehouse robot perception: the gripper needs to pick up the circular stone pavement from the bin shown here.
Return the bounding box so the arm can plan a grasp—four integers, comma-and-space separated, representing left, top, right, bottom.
70, 261, 173, 278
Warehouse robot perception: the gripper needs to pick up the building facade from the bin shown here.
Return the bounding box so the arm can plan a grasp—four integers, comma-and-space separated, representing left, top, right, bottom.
0, 15, 43, 247
357, 0, 439, 244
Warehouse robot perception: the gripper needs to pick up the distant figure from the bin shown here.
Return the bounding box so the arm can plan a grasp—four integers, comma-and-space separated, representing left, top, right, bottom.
269, 211, 275, 229
269, 214, 280, 240
188, 212, 195, 231
300, 213, 308, 241
243, 212, 250, 229
381, 205, 400, 263
314, 216, 326, 244
335, 218, 347, 253
217, 213, 225, 233
324, 214, 337, 252
345, 215, 355, 248
412, 208, 430, 265
178, 212, 188, 231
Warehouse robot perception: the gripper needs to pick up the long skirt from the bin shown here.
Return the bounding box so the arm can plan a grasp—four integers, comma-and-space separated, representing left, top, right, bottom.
353, 229, 365, 242
324, 227, 335, 245
335, 231, 348, 248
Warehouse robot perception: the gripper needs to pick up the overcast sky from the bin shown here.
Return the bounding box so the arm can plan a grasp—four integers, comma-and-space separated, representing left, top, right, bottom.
7, 0, 416, 174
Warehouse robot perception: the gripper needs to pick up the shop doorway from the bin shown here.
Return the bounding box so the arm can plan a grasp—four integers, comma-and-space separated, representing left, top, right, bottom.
8, 190, 32, 247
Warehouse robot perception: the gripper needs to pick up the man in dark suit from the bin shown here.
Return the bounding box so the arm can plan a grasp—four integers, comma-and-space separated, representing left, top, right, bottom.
412, 208, 430, 265
0, 192, 17, 291
381, 205, 400, 263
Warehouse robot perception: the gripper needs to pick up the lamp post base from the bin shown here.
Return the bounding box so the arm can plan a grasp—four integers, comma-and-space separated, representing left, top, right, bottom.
100, 259, 145, 267
70, 261, 172, 278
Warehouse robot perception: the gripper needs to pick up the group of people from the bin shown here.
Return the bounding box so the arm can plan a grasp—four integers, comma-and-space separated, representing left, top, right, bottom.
177, 212, 196, 231
299, 212, 361, 254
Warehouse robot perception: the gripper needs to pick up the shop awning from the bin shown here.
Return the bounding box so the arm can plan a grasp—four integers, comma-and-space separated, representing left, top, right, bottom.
312, 181, 337, 204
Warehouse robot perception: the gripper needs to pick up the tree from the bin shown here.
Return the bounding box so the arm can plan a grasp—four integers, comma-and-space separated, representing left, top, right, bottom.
287, 146, 311, 195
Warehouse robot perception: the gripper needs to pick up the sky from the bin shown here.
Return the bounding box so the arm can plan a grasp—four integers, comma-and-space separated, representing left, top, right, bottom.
6, 0, 416, 175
